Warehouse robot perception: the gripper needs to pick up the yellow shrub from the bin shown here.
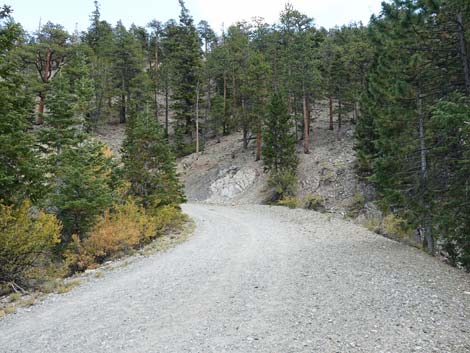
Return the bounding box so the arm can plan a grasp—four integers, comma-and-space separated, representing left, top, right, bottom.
383, 214, 409, 238
65, 200, 157, 271
0, 201, 61, 286
64, 234, 96, 272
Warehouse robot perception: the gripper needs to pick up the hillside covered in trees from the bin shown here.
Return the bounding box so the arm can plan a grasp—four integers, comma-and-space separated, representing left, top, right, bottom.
0, 0, 469, 298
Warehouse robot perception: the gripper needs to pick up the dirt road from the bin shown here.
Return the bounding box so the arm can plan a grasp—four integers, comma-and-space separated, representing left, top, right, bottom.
1, 204, 469, 353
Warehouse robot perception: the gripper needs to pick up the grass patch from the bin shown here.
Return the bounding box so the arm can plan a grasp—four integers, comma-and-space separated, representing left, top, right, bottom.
8, 292, 21, 302
141, 219, 195, 256
277, 196, 300, 209
57, 280, 80, 294
21, 297, 36, 307
346, 192, 366, 218
303, 193, 326, 212
4, 306, 16, 314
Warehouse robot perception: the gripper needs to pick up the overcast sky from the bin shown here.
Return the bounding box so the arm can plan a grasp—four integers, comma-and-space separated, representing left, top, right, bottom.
8, 0, 385, 34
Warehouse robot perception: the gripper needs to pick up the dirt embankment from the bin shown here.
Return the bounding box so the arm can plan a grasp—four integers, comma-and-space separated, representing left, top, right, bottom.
179, 100, 364, 213
92, 101, 365, 213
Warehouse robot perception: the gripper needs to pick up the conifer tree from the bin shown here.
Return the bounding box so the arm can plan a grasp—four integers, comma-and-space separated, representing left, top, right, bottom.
84, 0, 114, 126
26, 22, 70, 123
165, 0, 202, 155
0, 8, 43, 204
40, 69, 116, 242
112, 21, 145, 123
122, 110, 185, 208
263, 93, 298, 200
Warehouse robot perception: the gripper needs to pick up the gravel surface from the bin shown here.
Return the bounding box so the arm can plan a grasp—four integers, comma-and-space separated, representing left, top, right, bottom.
1, 204, 469, 353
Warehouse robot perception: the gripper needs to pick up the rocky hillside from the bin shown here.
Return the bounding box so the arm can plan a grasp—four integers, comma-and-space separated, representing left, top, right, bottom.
178, 100, 363, 214
94, 100, 364, 214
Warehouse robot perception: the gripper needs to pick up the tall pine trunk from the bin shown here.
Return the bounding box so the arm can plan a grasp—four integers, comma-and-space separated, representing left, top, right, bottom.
195, 83, 200, 154
256, 122, 261, 161
336, 98, 342, 140
457, 13, 470, 96
418, 93, 433, 253
222, 72, 227, 138
36, 48, 53, 124
165, 85, 169, 138
242, 97, 248, 150
153, 44, 159, 121
119, 93, 126, 124
303, 89, 310, 154
329, 96, 334, 130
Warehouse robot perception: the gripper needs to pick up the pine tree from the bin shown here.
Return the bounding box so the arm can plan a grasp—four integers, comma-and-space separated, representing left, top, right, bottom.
164, 0, 202, 155
111, 21, 146, 123
0, 8, 43, 204
428, 93, 470, 269
40, 67, 116, 242
263, 93, 298, 200
122, 110, 185, 208
84, 0, 114, 126
26, 22, 70, 124
51, 141, 117, 242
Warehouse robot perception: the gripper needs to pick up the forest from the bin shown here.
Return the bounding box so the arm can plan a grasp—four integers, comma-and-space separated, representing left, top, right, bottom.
0, 0, 469, 295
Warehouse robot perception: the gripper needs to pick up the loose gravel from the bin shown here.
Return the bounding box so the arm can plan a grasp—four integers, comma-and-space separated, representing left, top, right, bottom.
1, 203, 469, 353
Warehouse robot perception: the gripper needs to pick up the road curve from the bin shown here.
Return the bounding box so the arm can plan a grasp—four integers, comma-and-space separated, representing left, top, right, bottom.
1, 203, 469, 353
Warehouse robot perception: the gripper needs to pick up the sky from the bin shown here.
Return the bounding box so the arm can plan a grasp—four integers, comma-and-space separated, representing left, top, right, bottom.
8, 0, 384, 34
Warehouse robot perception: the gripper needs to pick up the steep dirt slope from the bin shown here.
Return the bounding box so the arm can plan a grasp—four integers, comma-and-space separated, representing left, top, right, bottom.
177, 133, 269, 205
92, 100, 360, 211
179, 100, 360, 211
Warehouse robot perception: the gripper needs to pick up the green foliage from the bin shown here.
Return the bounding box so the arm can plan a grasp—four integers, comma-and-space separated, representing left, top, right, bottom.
0, 14, 43, 204
347, 192, 365, 218
148, 204, 188, 237
268, 171, 298, 202
49, 142, 117, 242
382, 214, 410, 239
263, 93, 298, 200
355, 0, 470, 266
277, 196, 299, 209
163, 1, 202, 154
263, 93, 298, 173
122, 111, 185, 208
304, 193, 326, 212
0, 201, 62, 286
428, 94, 470, 269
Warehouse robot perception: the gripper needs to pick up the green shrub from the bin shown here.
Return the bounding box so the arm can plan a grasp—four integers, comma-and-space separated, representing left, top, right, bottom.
304, 193, 326, 212
0, 201, 62, 287
347, 192, 366, 218
268, 171, 298, 202
277, 196, 299, 209
150, 204, 188, 237
363, 217, 382, 234
382, 214, 409, 238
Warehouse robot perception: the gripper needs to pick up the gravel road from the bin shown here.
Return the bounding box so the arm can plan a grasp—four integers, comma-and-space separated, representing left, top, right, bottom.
1, 204, 469, 353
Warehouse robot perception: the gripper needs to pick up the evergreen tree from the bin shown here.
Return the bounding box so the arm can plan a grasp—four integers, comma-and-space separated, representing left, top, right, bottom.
0, 8, 43, 204
84, 0, 114, 126
40, 68, 116, 242
51, 141, 117, 242
111, 21, 146, 123
164, 0, 202, 155
122, 111, 185, 208
263, 93, 298, 200
25, 22, 70, 123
